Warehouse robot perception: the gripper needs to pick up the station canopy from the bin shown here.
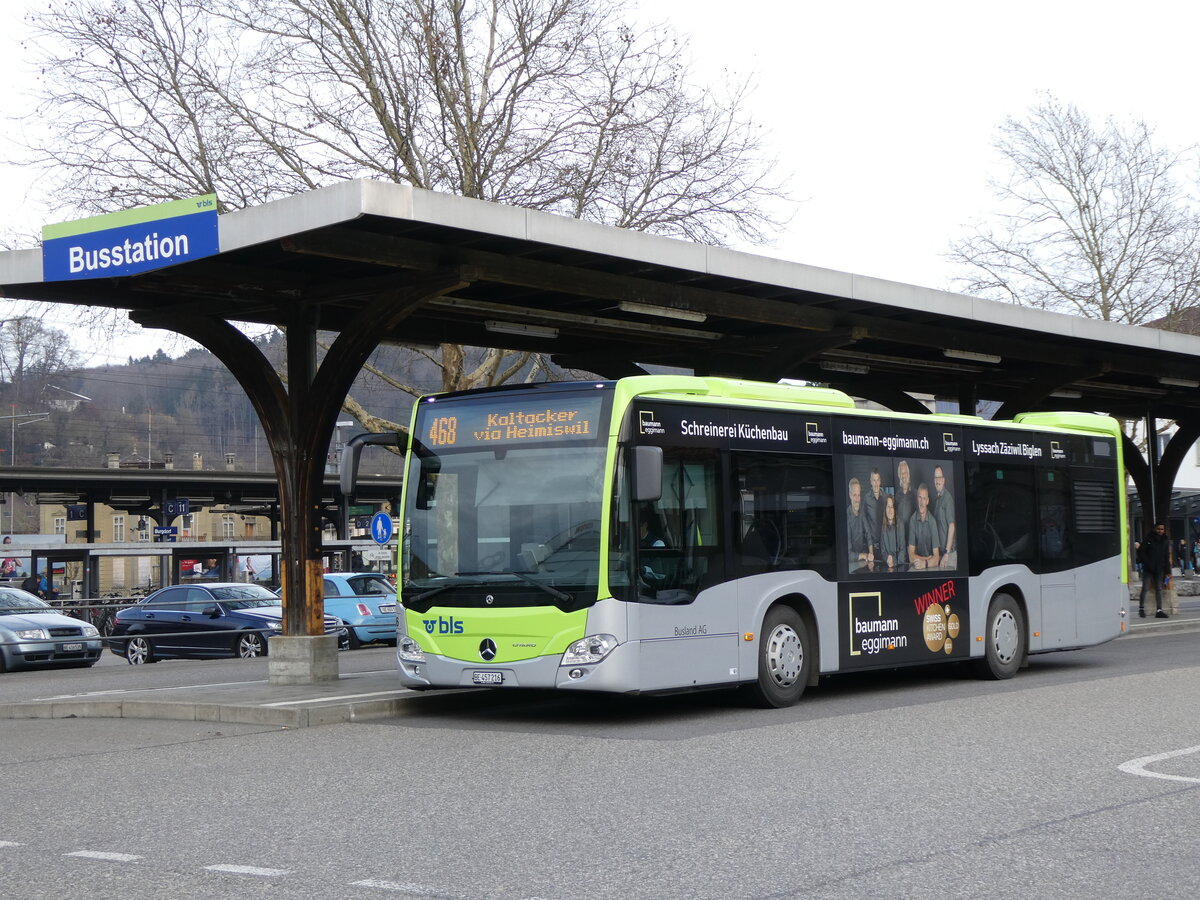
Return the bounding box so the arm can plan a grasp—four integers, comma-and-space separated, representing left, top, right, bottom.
3, 179, 1200, 423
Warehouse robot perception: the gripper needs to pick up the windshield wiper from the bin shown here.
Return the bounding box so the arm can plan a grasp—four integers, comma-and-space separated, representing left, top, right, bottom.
411, 571, 572, 605
412, 584, 454, 603
410, 574, 485, 604
454, 569, 574, 603
510, 570, 574, 603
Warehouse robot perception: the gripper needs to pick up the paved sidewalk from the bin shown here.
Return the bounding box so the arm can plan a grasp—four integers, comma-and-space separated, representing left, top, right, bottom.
3, 595, 1197, 729
1125, 596, 1200, 634
0, 668, 416, 729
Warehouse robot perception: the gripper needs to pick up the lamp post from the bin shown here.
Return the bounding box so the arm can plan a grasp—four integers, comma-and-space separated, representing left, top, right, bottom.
5, 407, 51, 466
1, 408, 50, 534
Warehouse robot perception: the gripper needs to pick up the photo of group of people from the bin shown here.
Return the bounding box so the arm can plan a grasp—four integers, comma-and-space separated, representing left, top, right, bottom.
844, 457, 960, 575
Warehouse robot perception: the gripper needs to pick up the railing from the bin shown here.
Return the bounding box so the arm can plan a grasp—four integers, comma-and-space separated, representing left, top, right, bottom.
53, 596, 142, 636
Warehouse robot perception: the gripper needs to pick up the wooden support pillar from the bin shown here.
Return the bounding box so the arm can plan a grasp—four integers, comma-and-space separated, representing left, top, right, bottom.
131, 269, 468, 683
1152, 417, 1200, 528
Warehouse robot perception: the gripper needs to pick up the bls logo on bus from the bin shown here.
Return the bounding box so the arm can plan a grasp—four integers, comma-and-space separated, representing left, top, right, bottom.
423, 616, 465, 635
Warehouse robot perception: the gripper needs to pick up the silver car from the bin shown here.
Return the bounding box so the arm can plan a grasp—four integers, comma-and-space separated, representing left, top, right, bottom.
0, 588, 103, 672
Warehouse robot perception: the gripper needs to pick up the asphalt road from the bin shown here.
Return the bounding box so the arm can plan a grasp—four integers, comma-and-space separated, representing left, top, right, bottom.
2, 631, 1198, 899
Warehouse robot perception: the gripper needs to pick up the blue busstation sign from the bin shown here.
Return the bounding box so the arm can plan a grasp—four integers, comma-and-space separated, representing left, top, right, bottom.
42, 195, 219, 282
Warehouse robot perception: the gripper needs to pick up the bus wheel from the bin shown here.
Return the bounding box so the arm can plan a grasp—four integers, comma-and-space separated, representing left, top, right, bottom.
976, 592, 1024, 680
745, 605, 811, 708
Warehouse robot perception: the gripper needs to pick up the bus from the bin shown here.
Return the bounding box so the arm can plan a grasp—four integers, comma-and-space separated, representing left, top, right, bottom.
393, 376, 1127, 707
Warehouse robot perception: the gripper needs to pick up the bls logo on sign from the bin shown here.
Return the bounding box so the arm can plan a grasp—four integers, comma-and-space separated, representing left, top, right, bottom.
423, 616, 465, 635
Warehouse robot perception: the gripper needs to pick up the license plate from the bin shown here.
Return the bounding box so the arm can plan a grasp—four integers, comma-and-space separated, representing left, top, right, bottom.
61, 642, 84, 651
472, 671, 503, 685
378, 603, 396, 614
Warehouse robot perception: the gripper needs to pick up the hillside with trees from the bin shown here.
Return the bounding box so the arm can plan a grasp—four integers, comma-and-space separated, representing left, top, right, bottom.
2, 328, 560, 473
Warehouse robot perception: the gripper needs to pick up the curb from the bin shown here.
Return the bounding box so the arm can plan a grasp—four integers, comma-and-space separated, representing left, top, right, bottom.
1124, 618, 1200, 637
0, 693, 413, 729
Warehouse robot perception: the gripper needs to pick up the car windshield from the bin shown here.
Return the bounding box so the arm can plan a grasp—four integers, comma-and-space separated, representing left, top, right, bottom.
209, 586, 281, 608
0, 590, 50, 613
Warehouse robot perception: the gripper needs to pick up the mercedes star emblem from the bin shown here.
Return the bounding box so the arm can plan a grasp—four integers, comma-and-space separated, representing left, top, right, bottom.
479, 638, 497, 661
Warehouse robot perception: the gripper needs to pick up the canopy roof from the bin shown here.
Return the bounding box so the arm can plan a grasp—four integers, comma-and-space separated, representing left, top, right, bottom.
3, 179, 1198, 420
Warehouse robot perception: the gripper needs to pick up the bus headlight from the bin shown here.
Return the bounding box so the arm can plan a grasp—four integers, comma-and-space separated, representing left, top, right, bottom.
561, 634, 618, 666
397, 635, 426, 662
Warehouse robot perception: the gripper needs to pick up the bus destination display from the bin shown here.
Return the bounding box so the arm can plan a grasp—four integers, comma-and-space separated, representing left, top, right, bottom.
421, 395, 605, 449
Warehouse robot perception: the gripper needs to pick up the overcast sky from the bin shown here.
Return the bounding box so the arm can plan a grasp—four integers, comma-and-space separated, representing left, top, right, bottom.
3, 0, 1200, 360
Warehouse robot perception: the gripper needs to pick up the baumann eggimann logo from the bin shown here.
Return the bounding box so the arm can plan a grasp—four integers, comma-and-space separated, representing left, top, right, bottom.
638, 409, 665, 436
479, 639, 497, 661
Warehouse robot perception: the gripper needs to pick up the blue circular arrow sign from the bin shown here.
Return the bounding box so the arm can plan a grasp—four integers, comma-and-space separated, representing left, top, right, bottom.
370, 512, 394, 545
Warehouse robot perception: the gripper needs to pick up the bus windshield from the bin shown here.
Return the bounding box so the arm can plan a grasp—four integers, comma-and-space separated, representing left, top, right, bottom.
403, 444, 607, 595
402, 388, 613, 608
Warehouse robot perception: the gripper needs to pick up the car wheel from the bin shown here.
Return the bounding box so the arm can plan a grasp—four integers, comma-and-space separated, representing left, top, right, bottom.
235, 631, 267, 659
125, 636, 155, 665
346, 628, 362, 650
744, 605, 812, 708
976, 592, 1025, 680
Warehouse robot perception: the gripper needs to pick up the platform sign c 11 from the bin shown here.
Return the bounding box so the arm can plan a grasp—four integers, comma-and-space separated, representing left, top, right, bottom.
165, 498, 191, 518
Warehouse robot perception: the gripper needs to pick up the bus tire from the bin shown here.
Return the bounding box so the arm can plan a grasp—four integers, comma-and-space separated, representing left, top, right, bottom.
745, 605, 811, 708
976, 592, 1024, 680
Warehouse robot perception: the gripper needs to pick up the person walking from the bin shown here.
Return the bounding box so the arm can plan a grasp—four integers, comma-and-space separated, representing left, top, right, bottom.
1136, 522, 1171, 619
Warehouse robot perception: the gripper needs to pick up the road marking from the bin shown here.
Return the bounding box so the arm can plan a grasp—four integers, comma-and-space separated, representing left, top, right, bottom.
261, 690, 407, 707
350, 879, 455, 894
1118, 744, 1200, 783
66, 850, 143, 862
33, 678, 265, 702
205, 864, 291, 877
0, 841, 22, 848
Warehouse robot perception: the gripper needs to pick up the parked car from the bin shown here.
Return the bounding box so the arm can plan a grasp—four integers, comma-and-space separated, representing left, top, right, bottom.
0, 587, 103, 672
108, 583, 348, 665
321, 573, 398, 649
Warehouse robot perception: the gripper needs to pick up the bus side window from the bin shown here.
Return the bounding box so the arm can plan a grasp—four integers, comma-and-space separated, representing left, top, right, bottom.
638, 448, 724, 601
732, 452, 834, 580
1038, 467, 1072, 571
967, 462, 1037, 572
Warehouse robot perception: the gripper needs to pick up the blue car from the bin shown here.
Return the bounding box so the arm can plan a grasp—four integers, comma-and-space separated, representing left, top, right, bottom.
322, 573, 397, 649
109, 582, 348, 664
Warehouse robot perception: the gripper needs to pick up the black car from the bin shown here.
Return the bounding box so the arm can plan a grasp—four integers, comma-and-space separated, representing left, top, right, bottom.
108, 582, 347, 664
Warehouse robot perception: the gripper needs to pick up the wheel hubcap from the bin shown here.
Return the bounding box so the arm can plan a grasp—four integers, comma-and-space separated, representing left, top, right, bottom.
239, 635, 261, 657
127, 639, 147, 664
992, 609, 1018, 663
766, 624, 803, 687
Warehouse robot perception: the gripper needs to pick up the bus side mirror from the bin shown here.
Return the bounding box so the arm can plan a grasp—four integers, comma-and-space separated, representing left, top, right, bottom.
340, 432, 407, 498
633, 445, 663, 502
415, 458, 440, 511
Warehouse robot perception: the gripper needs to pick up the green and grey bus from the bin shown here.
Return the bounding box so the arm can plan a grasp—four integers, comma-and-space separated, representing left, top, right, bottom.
394, 376, 1127, 707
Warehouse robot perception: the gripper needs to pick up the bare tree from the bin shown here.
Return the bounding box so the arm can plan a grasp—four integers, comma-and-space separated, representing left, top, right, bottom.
949, 95, 1200, 325
0, 317, 80, 408
23, 0, 783, 242
17, 0, 786, 416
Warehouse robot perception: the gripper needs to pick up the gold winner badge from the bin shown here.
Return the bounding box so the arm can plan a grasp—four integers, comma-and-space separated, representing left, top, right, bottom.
923, 602, 948, 652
